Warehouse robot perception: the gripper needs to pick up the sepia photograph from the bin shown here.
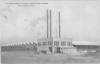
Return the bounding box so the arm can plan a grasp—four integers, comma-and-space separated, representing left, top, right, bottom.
0, 0, 100, 64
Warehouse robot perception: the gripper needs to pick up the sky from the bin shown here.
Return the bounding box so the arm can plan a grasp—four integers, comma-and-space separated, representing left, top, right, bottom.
0, 0, 100, 45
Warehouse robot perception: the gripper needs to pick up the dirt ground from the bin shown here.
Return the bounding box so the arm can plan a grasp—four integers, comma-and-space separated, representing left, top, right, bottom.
1, 50, 100, 64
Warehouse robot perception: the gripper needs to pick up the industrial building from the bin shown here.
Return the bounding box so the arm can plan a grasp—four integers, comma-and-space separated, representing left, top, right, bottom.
37, 9, 79, 55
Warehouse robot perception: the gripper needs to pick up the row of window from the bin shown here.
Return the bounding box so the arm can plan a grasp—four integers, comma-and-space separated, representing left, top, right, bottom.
37, 41, 72, 46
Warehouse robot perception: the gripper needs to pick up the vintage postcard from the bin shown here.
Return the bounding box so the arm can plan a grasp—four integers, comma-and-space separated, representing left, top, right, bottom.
0, 0, 100, 64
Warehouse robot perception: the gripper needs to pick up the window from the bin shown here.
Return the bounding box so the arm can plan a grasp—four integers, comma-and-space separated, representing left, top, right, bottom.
48, 41, 52, 46
54, 41, 59, 46
61, 41, 66, 46
67, 41, 72, 46
42, 42, 47, 46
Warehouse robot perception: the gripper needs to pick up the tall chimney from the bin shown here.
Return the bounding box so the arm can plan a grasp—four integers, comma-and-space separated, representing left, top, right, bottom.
47, 9, 52, 39
50, 10, 52, 38
47, 9, 48, 38
58, 11, 61, 38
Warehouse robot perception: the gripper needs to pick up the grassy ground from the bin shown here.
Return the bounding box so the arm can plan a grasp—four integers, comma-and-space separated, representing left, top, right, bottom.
1, 50, 100, 64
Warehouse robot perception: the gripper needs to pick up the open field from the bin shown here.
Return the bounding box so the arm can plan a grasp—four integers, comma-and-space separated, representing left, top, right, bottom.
1, 50, 100, 64
1, 45, 100, 64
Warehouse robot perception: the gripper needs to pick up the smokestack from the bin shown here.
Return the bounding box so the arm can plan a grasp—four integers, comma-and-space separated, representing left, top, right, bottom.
50, 10, 52, 38
46, 9, 52, 39
47, 9, 48, 38
58, 11, 61, 38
